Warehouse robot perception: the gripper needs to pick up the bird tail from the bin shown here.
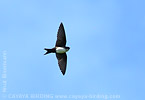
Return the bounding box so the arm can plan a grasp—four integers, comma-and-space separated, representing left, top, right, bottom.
44, 48, 55, 55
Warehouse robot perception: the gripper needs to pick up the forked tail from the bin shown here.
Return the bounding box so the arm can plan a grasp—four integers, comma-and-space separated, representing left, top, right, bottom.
44, 48, 55, 55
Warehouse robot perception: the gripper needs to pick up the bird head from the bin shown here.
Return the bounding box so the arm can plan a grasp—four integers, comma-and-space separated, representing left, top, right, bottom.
65, 47, 70, 51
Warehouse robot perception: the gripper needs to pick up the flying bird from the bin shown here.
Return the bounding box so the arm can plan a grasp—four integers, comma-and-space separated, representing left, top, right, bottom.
44, 23, 70, 75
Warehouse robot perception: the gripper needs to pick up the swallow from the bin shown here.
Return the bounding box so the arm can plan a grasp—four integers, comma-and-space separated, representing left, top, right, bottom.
44, 23, 70, 75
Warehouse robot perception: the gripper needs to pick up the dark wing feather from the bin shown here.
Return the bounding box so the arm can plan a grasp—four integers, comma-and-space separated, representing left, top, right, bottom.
56, 53, 67, 75
55, 23, 66, 47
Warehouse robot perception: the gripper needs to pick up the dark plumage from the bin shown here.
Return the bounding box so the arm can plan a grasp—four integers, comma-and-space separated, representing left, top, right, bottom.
44, 23, 70, 75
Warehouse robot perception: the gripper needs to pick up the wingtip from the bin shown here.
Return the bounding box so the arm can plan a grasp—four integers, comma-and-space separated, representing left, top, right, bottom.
62, 71, 65, 75
60, 22, 63, 26
62, 73, 65, 75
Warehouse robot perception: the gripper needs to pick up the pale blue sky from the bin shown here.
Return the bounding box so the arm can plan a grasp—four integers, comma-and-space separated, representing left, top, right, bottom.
0, 0, 145, 100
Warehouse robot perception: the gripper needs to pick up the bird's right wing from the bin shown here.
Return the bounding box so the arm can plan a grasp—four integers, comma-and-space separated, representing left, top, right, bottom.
55, 23, 66, 47
56, 53, 67, 75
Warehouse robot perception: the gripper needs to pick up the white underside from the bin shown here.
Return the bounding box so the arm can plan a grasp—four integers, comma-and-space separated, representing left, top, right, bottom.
56, 47, 67, 53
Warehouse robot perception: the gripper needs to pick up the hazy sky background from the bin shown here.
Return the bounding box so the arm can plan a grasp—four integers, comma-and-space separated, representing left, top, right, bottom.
0, 0, 145, 100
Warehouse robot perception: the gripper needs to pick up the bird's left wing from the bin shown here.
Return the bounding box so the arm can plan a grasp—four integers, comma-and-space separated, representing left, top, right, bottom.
56, 53, 67, 75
